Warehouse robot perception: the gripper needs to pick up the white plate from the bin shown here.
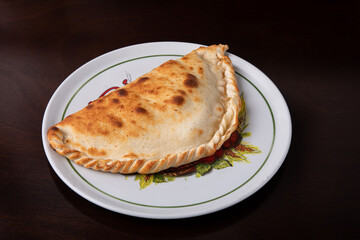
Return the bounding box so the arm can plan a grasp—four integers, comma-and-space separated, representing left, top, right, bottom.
42, 42, 292, 219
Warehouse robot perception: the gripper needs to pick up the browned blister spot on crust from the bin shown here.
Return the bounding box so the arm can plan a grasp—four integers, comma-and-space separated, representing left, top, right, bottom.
177, 89, 186, 96
85, 122, 93, 132
100, 129, 110, 135
197, 67, 203, 75
123, 152, 138, 159
107, 115, 123, 128
189, 128, 204, 139
127, 130, 140, 138
86, 104, 94, 109
50, 126, 59, 131
151, 102, 167, 112
184, 73, 198, 88
87, 147, 107, 157
158, 60, 187, 74
171, 95, 185, 106
117, 89, 128, 96
111, 120, 123, 128
138, 77, 149, 83
112, 98, 120, 104
163, 60, 177, 65
146, 89, 159, 95
135, 107, 147, 114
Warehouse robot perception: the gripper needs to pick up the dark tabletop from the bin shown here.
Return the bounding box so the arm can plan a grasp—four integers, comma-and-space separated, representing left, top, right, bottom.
1, 0, 359, 239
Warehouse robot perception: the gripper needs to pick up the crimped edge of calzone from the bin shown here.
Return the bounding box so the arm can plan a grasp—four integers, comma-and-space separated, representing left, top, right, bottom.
48, 44, 241, 174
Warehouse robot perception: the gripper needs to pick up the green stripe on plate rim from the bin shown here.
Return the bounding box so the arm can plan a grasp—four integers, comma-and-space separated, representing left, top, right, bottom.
61, 54, 276, 208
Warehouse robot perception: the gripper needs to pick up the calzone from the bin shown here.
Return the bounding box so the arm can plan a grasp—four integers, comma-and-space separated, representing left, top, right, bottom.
48, 44, 241, 174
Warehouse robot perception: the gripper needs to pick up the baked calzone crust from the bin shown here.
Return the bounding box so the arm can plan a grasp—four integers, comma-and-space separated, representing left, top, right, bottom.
47, 44, 241, 174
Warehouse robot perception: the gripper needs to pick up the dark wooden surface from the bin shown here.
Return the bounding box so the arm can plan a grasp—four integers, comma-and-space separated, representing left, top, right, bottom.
1, 0, 359, 239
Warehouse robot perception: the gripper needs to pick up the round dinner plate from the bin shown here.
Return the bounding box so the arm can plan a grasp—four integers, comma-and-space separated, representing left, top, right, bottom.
42, 42, 292, 219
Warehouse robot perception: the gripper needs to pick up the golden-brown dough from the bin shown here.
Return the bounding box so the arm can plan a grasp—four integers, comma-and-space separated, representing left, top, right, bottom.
47, 44, 240, 174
